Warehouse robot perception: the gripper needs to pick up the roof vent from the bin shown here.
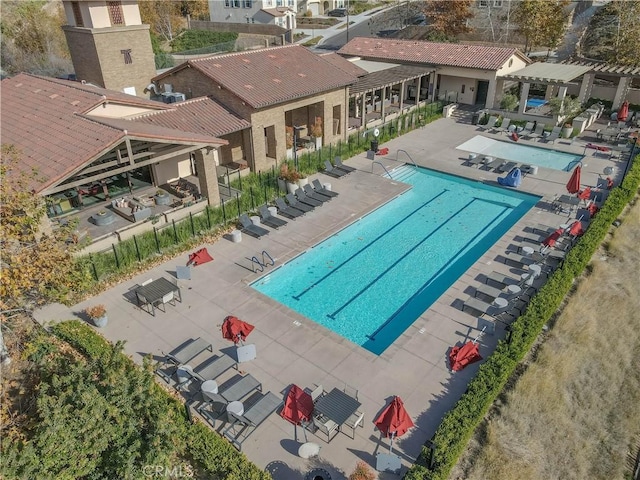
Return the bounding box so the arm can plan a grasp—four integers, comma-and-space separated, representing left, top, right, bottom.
160, 92, 186, 103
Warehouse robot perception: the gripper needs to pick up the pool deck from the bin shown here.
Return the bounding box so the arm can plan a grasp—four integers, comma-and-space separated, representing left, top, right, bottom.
34, 112, 630, 479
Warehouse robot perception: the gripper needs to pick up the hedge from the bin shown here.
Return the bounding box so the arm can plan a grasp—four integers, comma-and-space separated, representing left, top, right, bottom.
405, 152, 640, 480
50, 321, 270, 480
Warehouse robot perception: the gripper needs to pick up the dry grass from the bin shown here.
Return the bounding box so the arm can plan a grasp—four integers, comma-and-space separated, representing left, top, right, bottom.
452, 201, 640, 480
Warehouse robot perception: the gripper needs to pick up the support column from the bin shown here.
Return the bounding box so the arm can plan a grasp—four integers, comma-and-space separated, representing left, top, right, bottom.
518, 82, 531, 114
486, 79, 498, 109
193, 147, 221, 207
360, 95, 366, 128
380, 86, 386, 120
399, 80, 405, 111
578, 73, 594, 104
545, 84, 556, 100
430, 73, 439, 102
612, 76, 630, 110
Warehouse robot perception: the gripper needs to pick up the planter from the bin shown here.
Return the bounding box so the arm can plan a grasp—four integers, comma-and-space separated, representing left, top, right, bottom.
561, 126, 573, 139
286, 181, 298, 194
314, 136, 322, 149
92, 314, 108, 328
297, 177, 309, 188
155, 193, 171, 205
277, 177, 287, 192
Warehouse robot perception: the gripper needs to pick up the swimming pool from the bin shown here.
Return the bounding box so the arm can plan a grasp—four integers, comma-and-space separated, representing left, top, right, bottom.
457, 135, 584, 171
252, 166, 540, 354
526, 98, 547, 108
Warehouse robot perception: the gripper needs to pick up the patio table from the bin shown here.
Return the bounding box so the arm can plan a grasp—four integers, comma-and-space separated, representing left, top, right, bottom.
314, 388, 361, 428
135, 277, 181, 316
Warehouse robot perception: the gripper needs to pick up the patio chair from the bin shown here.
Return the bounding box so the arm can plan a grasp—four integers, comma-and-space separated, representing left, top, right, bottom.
478, 115, 498, 131
334, 156, 356, 173
521, 122, 535, 136
135, 278, 153, 313
286, 193, 314, 213
239, 213, 270, 238
295, 189, 323, 207
342, 410, 365, 439
312, 179, 339, 197
258, 205, 288, 229
543, 126, 562, 143
495, 118, 511, 134
324, 160, 348, 178
274, 197, 305, 219
524, 123, 545, 140
302, 184, 332, 203
466, 154, 485, 167
156, 337, 213, 382
222, 391, 283, 451
313, 413, 340, 443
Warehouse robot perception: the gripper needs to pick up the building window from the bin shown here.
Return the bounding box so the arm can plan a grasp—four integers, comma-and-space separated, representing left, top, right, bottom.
493, 0, 503, 6
107, 1, 124, 25
71, 1, 83, 26
276, 0, 283, 6
232, 0, 240, 7
478, 0, 489, 7
243, 0, 252, 7
225, 0, 231, 6
461, 85, 466, 94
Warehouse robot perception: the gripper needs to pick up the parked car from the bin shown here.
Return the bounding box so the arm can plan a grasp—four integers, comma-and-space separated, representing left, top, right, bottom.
327, 8, 347, 17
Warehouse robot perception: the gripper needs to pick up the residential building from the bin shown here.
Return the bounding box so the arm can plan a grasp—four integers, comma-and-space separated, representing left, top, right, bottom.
209, 0, 297, 29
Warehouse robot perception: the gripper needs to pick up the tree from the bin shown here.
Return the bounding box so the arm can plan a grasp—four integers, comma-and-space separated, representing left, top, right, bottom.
422, 0, 474, 38
0, 0, 71, 76
513, 0, 569, 54
139, 0, 209, 42
0, 145, 90, 310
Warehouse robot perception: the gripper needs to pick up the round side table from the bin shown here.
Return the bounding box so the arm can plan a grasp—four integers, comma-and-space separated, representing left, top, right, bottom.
201, 380, 218, 401
493, 297, 509, 310
529, 264, 542, 277
298, 442, 320, 459
521, 246, 534, 256
507, 284, 522, 296
226, 401, 244, 421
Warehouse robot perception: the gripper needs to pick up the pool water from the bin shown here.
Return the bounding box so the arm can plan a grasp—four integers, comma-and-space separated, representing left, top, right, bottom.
252, 166, 539, 355
457, 135, 584, 171
252, 167, 539, 354
526, 98, 547, 108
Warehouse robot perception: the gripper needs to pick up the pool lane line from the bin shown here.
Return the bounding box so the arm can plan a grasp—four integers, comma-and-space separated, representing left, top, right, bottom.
366, 204, 509, 342
290, 190, 449, 301
328, 197, 492, 320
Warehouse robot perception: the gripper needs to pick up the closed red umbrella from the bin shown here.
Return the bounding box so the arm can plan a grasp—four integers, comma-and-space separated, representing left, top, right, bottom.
617, 100, 629, 121
280, 384, 314, 441
449, 342, 482, 371
568, 221, 584, 237
543, 228, 564, 248
221, 315, 254, 344
566, 165, 581, 194
374, 396, 414, 453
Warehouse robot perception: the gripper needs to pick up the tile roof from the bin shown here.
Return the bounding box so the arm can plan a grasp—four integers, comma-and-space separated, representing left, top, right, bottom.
318, 52, 369, 77
1, 74, 224, 193
338, 38, 528, 71
154, 44, 359, 109
131, 96, 251, 137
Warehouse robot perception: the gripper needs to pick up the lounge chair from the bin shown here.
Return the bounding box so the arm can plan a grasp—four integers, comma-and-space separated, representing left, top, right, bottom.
303, 184, 332, 202
497, 161, 518, 173
274, 197, 305, 219
324, 160, 348, 178
502, 251, 535, 269
175, 353, 237, 392
495, 118, 511, 134
521, 122, 535, 137
286, 193, 314, 212
466, 154, 485, 167
484, 157, 505, 171
198, 373, 262, 421
312, 179, 338, 197
478, 115, 498, 131
334, 156, 356, 173
156, 337, 213, 381
222, 391, 283, 450
524, 123, 545, 140
239, 213, 270, 238
258, 205, 287, 229
295, 189, 323, 207
543, 126, 562, 143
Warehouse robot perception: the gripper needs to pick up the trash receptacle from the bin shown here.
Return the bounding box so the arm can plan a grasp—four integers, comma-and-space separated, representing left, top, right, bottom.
371, 140, 379, 153
472, 112, 481, 125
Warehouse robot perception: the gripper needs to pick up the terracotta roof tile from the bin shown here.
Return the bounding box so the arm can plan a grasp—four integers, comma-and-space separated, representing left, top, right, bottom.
154, 44, 359, 108
131, 96, 251, 137
338, 38, 528, 71
318, 52, 369, 77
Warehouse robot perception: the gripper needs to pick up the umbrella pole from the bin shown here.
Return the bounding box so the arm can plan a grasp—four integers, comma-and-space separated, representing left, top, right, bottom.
302, 422, 308, 443
473, 326, 487, 345
389, 431, 395, 454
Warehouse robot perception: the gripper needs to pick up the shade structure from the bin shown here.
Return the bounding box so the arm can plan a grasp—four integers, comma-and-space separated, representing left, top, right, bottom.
543, 228, 564, 248
374, 396, 414, 439
566, 165, 581, 194
578, 187, 592, 201
569, 220, 584, 237
449, 342, 483, 371
221, 315, 254, 344
617, 100, 629, 121
280, 384, 314, 425
187, 248, 213, 266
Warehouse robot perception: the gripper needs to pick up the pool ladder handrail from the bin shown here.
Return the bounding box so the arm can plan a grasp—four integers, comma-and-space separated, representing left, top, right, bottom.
396, 149, 417, 167
250, 250, 275, 273
371, 161, 393, 179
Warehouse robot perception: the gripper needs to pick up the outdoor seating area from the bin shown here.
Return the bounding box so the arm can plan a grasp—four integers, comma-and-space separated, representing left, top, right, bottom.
134, 277, 181, 316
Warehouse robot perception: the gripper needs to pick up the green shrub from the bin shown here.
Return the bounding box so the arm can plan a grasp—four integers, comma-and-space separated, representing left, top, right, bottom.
170, 30, 238, 52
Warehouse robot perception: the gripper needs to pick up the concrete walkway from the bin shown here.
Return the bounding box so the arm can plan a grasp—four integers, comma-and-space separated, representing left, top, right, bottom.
34, 112, 629, 480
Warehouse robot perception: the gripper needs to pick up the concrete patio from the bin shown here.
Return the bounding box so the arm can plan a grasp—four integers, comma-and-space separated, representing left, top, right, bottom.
35, 111, 632, 480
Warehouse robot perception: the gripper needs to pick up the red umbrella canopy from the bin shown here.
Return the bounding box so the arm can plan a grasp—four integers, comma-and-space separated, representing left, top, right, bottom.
569, 221, 584, 237
566, 165, 581, 194
448, 342, 483, 371
374, 396, 414, 438
280, 384, 314, 425
221, 315, 254, 344
543, 228, 564, 248
578, 187, 592, 201
618, 100, 629, 121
